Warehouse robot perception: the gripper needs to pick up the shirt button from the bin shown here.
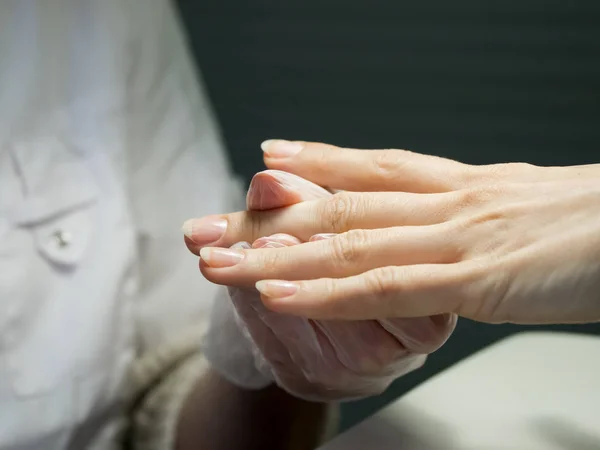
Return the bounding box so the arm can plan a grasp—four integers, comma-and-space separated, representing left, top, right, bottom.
52, 229, 73, 248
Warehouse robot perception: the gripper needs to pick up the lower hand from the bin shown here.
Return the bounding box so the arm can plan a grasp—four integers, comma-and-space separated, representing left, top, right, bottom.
199, 170, 456, 401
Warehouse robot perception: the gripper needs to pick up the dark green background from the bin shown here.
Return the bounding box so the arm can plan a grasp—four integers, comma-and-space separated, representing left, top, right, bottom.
176, 0, 600, 431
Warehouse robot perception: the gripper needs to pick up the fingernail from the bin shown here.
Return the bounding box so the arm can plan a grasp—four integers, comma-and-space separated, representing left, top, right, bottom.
269, 170, 331, 198
253, 234, 300, 248
269, 233, 302, 244
310, 233, 337, 242
200, 248, 245, 268
232, 241, 252, 250
261, 140, 303, 158
182, 217, 227, 246
255, 280, 298, 298
253, 239, 286, 249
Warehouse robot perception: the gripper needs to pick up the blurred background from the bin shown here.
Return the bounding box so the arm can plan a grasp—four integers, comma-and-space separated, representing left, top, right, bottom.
175, 0, 600, 432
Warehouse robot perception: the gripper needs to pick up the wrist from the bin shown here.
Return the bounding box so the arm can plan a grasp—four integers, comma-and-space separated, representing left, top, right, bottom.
176, 367, 338, 450
129, 352, 209, 450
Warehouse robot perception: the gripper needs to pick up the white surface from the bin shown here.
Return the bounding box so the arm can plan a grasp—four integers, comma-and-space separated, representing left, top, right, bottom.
321, 331, 600, 450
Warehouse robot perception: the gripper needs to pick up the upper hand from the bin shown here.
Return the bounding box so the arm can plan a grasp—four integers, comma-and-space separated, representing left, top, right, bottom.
184, 140, 600, 324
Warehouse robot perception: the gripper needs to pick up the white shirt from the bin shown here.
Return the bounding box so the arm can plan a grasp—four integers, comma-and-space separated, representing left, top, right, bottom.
0, 1, 245, 448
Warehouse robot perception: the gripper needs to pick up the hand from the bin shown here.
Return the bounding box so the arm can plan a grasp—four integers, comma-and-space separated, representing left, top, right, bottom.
193, 170, 455, 401
185, 141, 600, 325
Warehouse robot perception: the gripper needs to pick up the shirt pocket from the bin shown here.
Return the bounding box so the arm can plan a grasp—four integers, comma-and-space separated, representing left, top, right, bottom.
2, 137, 100, 398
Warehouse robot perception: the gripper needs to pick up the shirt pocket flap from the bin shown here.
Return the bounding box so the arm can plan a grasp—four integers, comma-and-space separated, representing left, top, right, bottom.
8, 137, 99, 267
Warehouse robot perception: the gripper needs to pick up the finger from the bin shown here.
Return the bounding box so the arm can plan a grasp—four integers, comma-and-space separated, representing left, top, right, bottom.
246, 170, 331, 211
199, 225, 459, 288
309, 233, 337, 242
249, 235, 418, 376
184, 235, 201, 255
243, 235, 341, 375
261, 140, 474, 193
230, 238, 368, 390
183, 190, 458, 249
226, 243, 311, 379
227, 285, 300, 376
380, 314, 457, 354
255, 262, 478, 320
316, 320, 410, 374
185, 171, 326, 256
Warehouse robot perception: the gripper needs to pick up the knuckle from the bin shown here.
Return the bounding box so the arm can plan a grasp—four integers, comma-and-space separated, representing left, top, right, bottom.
449, 204, 509, 244
329, 229, 369, 267
457, 259, 510, 323
466, 208, 507, 229
323, 277, 339, 299
245, 210, 267, 241
364, 266, 397, 298
370, 150, 405, 181
456, 185, 503, 210
321, 192, 358, 232
453, 162, 481, 188
361, 267, 402, 317
345, 228, 371, 247
313, 145, 332, 166
474, 162, 535, 184
258, 247, 287, 274
317, 278, 347, 318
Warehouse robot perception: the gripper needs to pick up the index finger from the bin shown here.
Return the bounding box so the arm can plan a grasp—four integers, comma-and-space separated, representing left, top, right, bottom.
183, 190, 455, 253
262, 140, 473, 193
185, 170, 331, 255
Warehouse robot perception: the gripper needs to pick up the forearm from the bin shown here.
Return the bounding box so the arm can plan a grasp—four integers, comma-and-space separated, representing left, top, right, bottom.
128, 348, 337, 450
175, 367, 336, 450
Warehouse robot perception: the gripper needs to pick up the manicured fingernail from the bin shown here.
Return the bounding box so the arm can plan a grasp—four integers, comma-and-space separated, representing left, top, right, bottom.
253, 234, 300, 248
309, 233, 337, 242
200, 248, 244, 268
269, 233, 302, 244
253, 240, 286, 249
261, 140, 303, 158
255, 280, 298, 299
182, 217, 227, 246
263, 242, 287, 249
269, 170, 331, 198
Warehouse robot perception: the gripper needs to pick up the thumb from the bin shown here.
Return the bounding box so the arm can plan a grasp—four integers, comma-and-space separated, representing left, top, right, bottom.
246, 170, 331, 211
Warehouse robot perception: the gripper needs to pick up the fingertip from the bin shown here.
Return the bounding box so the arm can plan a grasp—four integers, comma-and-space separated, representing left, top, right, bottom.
181, 216, 228, 248
198, 259, 233, 285
257, 292, 279, 312
261, 139, 303, 159
255, 279, 298, 297
255, 280, 299, 312
259, 139, 274, 153
198, 255, 209, 273
184, 235, 200, 256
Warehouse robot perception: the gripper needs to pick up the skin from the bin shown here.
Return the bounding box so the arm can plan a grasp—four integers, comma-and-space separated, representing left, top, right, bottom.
176, 368, 332, 450
183, 171, 447, 407
184, 140, 600, 325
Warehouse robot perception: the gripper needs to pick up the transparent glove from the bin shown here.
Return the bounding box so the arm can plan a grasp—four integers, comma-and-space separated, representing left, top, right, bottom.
226, 170, 457, 401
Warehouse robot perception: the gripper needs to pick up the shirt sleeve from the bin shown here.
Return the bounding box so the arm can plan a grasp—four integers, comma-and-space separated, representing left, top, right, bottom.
125, 0, 241, 352
124, 9, 270, 449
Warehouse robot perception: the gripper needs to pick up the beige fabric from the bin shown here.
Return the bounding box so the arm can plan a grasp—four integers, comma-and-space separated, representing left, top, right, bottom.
129, 352, 209, 450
